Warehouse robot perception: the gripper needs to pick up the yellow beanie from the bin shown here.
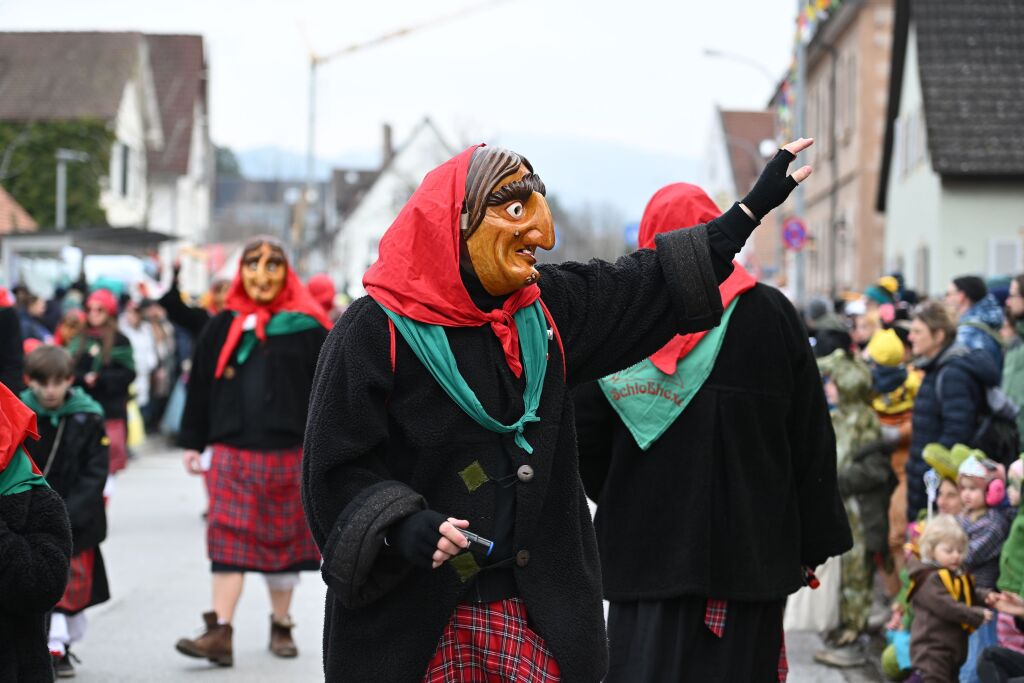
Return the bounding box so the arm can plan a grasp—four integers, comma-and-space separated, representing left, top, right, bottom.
878, 275, 900, 294
867, 328, 904, 367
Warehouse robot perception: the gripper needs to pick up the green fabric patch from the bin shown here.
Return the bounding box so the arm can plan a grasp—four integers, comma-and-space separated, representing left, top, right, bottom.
0, 447, 49, 496
20, 386, 105, 426
459, 461, 490, 492
234, 312, 324, 366
379, 302, 548, 453
448, 552, 481, 582
67, 336, 135, 374
597, 299, 739, 450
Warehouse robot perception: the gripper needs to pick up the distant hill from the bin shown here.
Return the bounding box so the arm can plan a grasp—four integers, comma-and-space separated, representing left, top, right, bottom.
234, 134, 699, 222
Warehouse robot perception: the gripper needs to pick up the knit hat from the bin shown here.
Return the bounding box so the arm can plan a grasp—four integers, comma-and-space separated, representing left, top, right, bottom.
86, 289, 117, 316
864, 285, 893, 305
879, 276, 900, 295
958, 453, 1006, 504
866, 329, 904, 367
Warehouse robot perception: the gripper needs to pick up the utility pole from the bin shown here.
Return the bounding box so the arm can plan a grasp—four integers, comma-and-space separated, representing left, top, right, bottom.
54, 148, 89, 231
289, 0, 508, 270
793, 0, 808, 305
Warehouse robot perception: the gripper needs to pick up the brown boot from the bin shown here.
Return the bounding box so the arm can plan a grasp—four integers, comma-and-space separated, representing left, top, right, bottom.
269, 614, 298, 658
175, 611, 233, 666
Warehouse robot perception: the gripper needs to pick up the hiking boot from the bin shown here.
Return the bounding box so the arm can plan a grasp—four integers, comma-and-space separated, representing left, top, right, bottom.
175, 611, 233, 666
814, 644, 866, 668
269, 615, 298, 658
52, 648, 78, 678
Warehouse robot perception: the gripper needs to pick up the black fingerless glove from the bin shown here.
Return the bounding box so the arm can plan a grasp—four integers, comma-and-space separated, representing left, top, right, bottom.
741, 148, 799, 220
387, 509, 446, 569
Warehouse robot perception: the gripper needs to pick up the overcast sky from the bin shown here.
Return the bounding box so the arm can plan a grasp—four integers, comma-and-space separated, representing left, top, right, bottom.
0, 0, 796, 162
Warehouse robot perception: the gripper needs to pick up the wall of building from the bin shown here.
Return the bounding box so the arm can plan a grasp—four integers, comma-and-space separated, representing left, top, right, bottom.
101, 80, 149, 226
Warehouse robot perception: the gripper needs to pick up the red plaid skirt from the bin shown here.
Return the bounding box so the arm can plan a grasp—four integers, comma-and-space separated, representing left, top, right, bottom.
423, 598, 561, 683
56, 548, 95, 613
105, 419, 127, 474
205, 444, 320, 572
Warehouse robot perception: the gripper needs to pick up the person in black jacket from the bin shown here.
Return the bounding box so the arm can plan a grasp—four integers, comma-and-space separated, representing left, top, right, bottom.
573, 183, 850, 682
303, 140, 814, 681
66, 289, 135, 476
0, 288, 24, 393
907, 301, 1001, 521
21, 345, 109, 678
157, 263, 229, 340
174, 239, 330, 667
0, 380, 73, 683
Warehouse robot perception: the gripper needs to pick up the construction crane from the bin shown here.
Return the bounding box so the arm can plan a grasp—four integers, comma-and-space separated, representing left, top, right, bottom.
289, 0, 509, 267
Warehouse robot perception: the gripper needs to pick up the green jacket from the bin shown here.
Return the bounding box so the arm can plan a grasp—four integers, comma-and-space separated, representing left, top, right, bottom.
1001, 336, 1024, 451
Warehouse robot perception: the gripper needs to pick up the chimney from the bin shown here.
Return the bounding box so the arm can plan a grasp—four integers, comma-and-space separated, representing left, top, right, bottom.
382, 123, 394, 168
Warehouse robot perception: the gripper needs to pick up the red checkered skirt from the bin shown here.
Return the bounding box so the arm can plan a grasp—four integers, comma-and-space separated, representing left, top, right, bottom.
205, 444, 320, 572
423, 598, 561, 683
105, 419, 127, 474
56, 548, 95, 613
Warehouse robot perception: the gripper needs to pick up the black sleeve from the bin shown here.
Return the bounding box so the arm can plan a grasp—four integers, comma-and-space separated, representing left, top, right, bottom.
62, 416, 109, 534
538, 224, 723, 386
705, 203, 759, 282
177, 314, 226, 451
572, 381, 616, 502
0, 307, 24, 393
302, 300, 423, 608
159, 283, 211, 339
779, 295, 853, 567
0, 487, 72, 615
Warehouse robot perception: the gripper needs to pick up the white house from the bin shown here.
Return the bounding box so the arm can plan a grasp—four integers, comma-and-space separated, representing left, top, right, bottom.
332, 118, 455, 299
878, 0, 1024, 296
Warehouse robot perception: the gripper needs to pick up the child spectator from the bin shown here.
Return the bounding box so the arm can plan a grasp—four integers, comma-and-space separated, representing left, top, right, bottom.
66, 289, 134, 476
908, 514, 992, 682
0, 380, 73, 681
20, 345, 110, 677
958, 454, 1011, 681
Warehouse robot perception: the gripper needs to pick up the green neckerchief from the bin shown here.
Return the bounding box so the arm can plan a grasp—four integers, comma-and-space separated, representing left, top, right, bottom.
67, 335, 136, 374
234, 312, 324, 366
0, 446, 49, 496
379, 301, 548, 454
598, 298, 740, 450
19, 386, 105, 427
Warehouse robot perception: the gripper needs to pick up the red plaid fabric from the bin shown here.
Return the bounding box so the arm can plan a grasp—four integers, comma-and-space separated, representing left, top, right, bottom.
423, 598, 561, 682
704, 598, 728, 637
205, 444, 319, 571
104, 419, 127, 474
56, 548, 94, 613
778, 627, 788, 682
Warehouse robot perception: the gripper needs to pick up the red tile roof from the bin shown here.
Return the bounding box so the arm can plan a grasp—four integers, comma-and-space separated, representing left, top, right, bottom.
719, 110, 776, 194
0, 184, 37, 233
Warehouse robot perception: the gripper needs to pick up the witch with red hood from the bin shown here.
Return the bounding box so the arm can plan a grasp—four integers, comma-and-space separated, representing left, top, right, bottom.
174, 238, 331, 667
303, 141, 813, 681
573, 183, 851, 682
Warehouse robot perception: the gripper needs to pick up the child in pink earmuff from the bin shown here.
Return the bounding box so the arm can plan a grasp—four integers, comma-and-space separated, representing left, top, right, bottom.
956, 453, 1011, 677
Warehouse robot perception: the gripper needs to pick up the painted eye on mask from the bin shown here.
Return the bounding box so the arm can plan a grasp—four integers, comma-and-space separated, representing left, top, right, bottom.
505, 202, 524, 219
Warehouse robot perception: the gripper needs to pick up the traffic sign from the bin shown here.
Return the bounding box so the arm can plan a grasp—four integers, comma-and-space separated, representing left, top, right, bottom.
782, 217, 808, 252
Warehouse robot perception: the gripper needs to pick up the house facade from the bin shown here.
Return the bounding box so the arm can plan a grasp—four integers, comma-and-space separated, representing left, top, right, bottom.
878, 0, 1024, 296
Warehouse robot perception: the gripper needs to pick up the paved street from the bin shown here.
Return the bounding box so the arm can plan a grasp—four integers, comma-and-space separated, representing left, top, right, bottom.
69, 441, 881, 681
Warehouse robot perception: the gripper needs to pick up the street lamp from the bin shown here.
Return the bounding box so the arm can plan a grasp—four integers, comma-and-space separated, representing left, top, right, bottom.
702, 48, 778, 84
55, 148, 89, 231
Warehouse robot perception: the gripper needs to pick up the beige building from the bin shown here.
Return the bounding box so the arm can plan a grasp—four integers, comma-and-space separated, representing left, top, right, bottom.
783, 0, 894, 299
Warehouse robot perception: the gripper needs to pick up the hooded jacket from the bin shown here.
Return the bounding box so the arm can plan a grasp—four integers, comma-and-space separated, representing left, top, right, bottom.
907, 345, 1001, 519
302, 150, 754, 681
957, 294, 1005, 372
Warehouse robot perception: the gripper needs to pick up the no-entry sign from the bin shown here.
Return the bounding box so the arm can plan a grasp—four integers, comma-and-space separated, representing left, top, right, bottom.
782, 217, 808, 251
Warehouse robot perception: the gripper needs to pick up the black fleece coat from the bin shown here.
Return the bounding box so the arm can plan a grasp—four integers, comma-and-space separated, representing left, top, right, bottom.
24, 412, 109, 555
178, 311, 328, 452
574, 284, 851, 602
158, 281, 211, 340
0, 307, 24, 393
0, 486, 72, 683
906, 344, 1001, 520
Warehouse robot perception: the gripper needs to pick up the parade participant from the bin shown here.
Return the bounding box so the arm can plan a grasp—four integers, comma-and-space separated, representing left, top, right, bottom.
307, 273, 340, 322
0, 380, 72, 682
0, 287, 24, 392
21, 345, 110, 678
174, 237, 330, 667
158, 261, 229, 339
907, 514, 992, 683
66, 289, 135, 476
302, 140, 813, 681
572, 183, 850, 681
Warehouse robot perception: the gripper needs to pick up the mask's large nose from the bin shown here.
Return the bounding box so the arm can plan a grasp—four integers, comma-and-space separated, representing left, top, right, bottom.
526, 193, 556, 250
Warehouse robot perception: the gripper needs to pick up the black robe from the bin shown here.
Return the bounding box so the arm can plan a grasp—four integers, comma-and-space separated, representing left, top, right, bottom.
303, 225, 726, 682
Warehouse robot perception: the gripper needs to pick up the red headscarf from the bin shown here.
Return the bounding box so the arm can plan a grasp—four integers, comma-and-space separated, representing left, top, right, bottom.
363, 145, 541, 377
0, 381, 40, 473
214, 252, 332, 379
307, 274, 336, 314
87, 289, 118, 317
639, 183, 756, 374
